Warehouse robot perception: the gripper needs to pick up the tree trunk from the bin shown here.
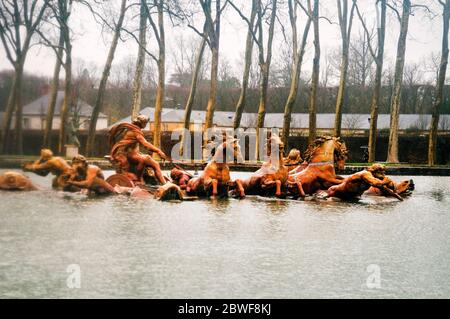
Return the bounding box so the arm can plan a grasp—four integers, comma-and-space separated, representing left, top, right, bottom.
179, 37, 207, 157
152, 0, 165, 151
1, 71, 21, 154
0, 1, 47, 154
282, 0, 311, 149
386, 0, 410, 163
131, 0, 147, 119
58, 43, 72, 154
43, 31, 64, 148
309, 0, 320, 145
255, 0, 277, 160
1, 57, 28, 154
204, 45, 219, 130
428, 0, 450, 166
233, 0, 257, 130
14, 69, 24, 155
368, 0, 386, 163
204, 0, 221, 132
334, 0, 355, 138
255, 64, 269, 157
85, 0, 127, 156
334, 52, 349, 137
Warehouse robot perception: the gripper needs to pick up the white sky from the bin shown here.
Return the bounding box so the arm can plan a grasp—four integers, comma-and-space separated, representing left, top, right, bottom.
0, 0, 444, 84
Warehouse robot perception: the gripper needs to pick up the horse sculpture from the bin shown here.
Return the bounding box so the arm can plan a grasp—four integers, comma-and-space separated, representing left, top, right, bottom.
233, 134, 299, 198
186, 134, 243, 198
287, 136, 348, 197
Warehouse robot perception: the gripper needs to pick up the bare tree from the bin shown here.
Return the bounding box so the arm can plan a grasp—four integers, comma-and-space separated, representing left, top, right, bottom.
308, 0, 320, 145
348, 31, 374, 87
145, 0, 166, 151
356, 0, 386, 162
131, 0, 147, 119
85, 0, 127, 156
255, 0, 278, 159
179, 36, 207, 156
425, 51, 441, 84
42, 29, 64, 148
281, 0, 312, 149
334, 0, 356, 137
228, 0, 258, 130
386, 0, 411, 163
38, 0, 74, 154
201, 0, 224, 132
0, 0, 49, 154
429, 0, 450, 165
403, 62, 424, 113
170, 34, 203, 86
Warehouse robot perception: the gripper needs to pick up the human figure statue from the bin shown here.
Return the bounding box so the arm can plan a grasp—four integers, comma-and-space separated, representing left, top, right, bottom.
365, 176, 414, 197
326, 164, 403, 201
67, 120, 80, 147
67, 155, 116, 195
22, 148, 77, 191
109, 115, 168, 184
284, 148, 302, 167
170, 167, 193, 190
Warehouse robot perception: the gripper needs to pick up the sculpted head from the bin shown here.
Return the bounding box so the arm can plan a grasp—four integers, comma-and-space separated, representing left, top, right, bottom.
72, 155, 88, 174
266, 134, 284, 157
0, 172, 34, 190
132, 114, 149, 129
285, 148, 302, 165
395, 179, 415, 195
170, 168, 184, 181
154, 182, 183, 201
367, 163, 386, 179
40, 148, 54, 161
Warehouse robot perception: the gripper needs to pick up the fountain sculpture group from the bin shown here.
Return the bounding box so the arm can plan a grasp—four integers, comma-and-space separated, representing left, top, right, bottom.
0, 115, 414, 201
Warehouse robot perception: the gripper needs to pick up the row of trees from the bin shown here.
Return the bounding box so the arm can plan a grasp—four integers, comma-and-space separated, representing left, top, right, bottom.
0, 0, 449, 164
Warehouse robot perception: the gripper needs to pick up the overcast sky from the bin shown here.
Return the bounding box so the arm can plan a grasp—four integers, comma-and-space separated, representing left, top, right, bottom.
0, 0, 444, 84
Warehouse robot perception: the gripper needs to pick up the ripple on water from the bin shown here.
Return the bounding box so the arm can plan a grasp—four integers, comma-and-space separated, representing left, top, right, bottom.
0, 171, 449, 298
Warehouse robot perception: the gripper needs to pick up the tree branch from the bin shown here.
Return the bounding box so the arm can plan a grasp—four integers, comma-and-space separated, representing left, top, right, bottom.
355, 2, 377, 61
120, 26, 159, 62
226, 0, 261, 47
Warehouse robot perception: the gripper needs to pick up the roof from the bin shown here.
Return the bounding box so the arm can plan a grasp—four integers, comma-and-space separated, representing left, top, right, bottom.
109, 107, 233, 129
110, 107, 450, 131
22, 91, 107, 118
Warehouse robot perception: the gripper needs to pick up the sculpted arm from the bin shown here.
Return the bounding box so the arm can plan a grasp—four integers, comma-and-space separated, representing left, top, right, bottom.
23, 160, 51, 172
68, 168, 98, 188
361, 172, 389, 188
136, 134, 160, 153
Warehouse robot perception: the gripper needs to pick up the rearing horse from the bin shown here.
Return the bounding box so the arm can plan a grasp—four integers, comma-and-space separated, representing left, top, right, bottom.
287, 136, 348, 196
186, 135, 243, 198
234, 134, 299, 198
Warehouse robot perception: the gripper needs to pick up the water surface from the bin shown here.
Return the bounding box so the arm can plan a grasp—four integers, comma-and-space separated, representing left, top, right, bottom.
0, 170, 449, 298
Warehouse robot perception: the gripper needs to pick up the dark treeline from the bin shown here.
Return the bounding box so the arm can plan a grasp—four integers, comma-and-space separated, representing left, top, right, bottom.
2, 70, 449, 124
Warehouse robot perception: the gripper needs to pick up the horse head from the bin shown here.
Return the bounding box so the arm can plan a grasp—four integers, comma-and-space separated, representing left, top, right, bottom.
333, 137, 348, 171
303, 136, 348, 170
207, 134, 244, 164
266, 134, 284, 160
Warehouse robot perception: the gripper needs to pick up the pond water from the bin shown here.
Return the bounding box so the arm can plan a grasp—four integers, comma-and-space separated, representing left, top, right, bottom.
0, 169, 449, 298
